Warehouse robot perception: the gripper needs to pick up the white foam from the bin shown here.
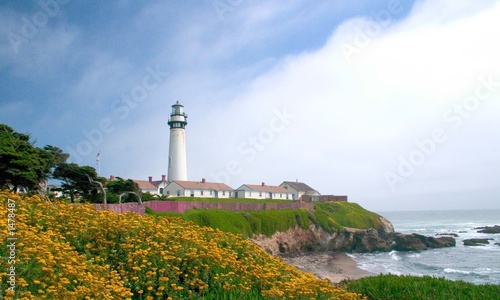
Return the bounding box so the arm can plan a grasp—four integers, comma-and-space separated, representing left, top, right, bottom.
444, 268, 471, 274
389, 251, 401, 261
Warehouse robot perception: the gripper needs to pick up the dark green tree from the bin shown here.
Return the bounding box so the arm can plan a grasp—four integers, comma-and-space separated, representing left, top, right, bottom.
53, 163, 105, 203
0, 124, 53, 192
106, 177, 141, 203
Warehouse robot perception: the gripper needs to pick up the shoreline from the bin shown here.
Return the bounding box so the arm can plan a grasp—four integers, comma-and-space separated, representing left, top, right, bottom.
280, 252, 374, 283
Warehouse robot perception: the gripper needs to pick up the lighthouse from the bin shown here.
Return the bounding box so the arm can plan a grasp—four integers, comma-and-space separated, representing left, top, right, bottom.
167, 101, 188, 181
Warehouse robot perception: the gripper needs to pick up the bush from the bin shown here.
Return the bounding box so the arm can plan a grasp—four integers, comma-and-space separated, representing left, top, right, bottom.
340, 274, 500, 300
0, 191, 362, 300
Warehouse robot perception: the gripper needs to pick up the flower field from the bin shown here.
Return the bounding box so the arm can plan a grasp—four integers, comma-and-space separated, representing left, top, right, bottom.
0, 191, 363, 299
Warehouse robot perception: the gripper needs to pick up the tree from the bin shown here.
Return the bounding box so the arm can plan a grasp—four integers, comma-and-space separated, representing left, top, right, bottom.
42, 145, 70, 177
106, 177, 141, 203
0, 124, 49, 192
53, 163, 105, 203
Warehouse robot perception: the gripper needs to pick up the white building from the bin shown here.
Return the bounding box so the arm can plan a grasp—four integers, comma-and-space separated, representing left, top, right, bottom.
235, 183, 293, 200
133, 175, 168, 195
163, 178, 234, 198
280, 181, 320, 201
167, 101, 188, 181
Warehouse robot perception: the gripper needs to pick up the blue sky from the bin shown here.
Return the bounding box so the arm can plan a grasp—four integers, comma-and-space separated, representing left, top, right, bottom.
1, 0, 499, 211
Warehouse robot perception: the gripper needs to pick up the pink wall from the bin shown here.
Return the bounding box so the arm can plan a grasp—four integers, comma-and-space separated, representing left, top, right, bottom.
93, 203, 145, 215
91, 201, 313, 216
143, 201, 314, 214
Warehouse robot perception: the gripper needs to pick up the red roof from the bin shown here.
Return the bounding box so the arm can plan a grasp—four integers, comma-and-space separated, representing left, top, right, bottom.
133, 180, 158, 190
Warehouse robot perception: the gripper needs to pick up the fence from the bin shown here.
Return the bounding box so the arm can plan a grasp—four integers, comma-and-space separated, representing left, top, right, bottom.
91, 201, 314, 216
92, 203, 145, 215
144, 201, 314, 214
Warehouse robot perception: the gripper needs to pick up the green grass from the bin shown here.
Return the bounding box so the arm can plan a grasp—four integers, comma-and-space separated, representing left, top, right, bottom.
312, 202, 384, 231
340, 274, 500, 300
146, 201, 384, 238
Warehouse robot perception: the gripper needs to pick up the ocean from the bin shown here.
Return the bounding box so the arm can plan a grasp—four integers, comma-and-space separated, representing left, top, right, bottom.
349, 209, 500, 285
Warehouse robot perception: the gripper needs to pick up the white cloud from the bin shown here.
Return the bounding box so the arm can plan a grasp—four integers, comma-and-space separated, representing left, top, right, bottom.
169, 0, 500, 210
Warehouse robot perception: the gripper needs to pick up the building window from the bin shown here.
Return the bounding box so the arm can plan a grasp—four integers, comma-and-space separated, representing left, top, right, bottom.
286, 193, 289, 200
259, 192, 262, 197
159, 188, 164, 194
201, 190, 204, 196
249, 192, 252, 197
222, 191, 225, 196
190, 190, 194, 197
280, 193, 282, 198
210, 190, 213, 196
229, 191, 232, 197
177, 190, 181, 196
166, 190, 170, 195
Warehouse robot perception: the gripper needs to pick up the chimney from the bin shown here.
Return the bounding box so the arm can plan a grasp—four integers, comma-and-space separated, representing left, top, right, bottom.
261, 182, 265, 186
162, 175, 166, 181
148, 176, 153, 182
202, 178, 206, 183
109, 175, 115, 180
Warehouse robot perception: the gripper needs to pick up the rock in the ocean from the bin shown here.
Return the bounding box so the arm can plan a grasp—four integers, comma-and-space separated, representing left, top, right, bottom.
463, 238, 493, 246
474, 225, 500, 234
393, 233, 455, 251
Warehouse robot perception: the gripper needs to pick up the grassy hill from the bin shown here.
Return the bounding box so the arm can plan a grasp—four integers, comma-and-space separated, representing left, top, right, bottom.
0, 191, 361, 299
146, 200, 384, 237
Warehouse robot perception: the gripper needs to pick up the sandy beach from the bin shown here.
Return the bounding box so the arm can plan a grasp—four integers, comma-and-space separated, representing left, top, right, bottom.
280, 252, 374, 283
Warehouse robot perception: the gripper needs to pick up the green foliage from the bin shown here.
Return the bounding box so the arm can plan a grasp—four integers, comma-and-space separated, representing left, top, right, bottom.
340, 274, 500, 300
106, 177, 141, 203
141, 193, 169, 201
148, 202, 383, 238
52, 163, 103, 203
0, 124, 70, 193
148, 208, 313, 238
313, 202, 383, 231
0, 124, 68, 192
183, 209, 254, 236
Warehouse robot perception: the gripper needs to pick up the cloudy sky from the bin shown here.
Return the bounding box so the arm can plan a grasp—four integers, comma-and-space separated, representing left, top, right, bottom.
1, 0, 499, 211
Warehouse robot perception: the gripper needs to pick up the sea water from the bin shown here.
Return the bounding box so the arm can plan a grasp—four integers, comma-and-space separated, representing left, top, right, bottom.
349, 209, 500, 285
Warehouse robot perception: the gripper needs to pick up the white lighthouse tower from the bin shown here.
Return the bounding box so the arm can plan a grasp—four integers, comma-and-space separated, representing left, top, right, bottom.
167, 101, 188, 181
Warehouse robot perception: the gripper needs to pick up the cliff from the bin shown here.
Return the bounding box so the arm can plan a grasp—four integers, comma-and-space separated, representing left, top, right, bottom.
147, 201, 455, 254
252, 215, 455, 255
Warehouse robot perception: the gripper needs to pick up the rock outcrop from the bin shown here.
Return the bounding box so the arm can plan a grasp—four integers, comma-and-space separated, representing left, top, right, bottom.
463, 238, 493, 246
393, 233, 455, 251
252, 216, 456, 255
474, 225, 500, 234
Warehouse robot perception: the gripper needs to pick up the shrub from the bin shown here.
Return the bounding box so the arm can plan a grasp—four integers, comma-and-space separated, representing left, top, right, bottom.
0, 191, 362, 300
340, 274, 500, 300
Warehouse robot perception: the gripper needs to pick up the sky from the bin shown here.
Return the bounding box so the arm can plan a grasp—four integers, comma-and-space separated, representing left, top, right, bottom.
1, 0, 499, 211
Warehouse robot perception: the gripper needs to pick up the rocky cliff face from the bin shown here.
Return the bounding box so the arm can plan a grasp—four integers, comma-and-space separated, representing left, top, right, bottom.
251, 216, 455, 255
